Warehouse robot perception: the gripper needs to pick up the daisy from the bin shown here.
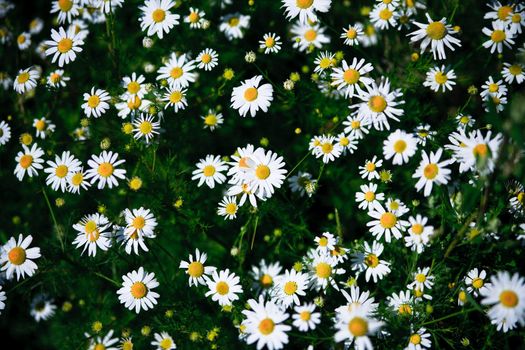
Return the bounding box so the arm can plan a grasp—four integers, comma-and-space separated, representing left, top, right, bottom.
250, 260, 283, 294
33, 116, 56, 139
0, 71, 12, 90
67, 167, 91, 194
44, 150, 82, 192
383, 129, 418, 165
162, 85, 188, 113
30, 295, 57, 322
151, 332, 176, 350
86, 330, 119, 350
370, 4, 398, 30
13, 67, 39, 94
231, 75, 273, 118
509, 6, 525, 35
423, 65, 456, 92
408, 13, 461, 60
314, 232, 337, 254
243, 147, 287, 199
0, 234, 41, 280
287, 171, 316, 197
355, 183, 384, 211
456, 113, 475, 130
404, 215, 433, 253
96, 0, 124, 14
331, 58, 374, 98
291, 22, 330, 52
309, 251, 345, 291
217, 196, 239, 220
226, 181, 265, 207
334, 307, 383, 349
201, 109, 223, 130
17, 31, 31, 50
362, 23, 378, 47
484, 92, 507, 113
336, 286, 378, 315
139, 0, 180, 39
45, 26, 84, 67
313, 51, 335, 73
480, 76, 507, 100
359, 156, 383, 180
502, 62, 525, 84
484, 2, 514, 22
227, 143, 256, 182
46, 69, 70, 88
480, 271, 525, 332
343, 114, 370, 140
0, 120, 11, 145
0, 286, 6, 314
292, 303, 321, 332
68, 19, 89, 40
122, 72, 147, 98
311, 134, 343, 163
351, 241, 391, 283
82, 87, 111, 118
259, 32, 282, 54
179, 248, 216, 287
132, 113, 160, 143
414, 124, 436, 146
456, 130, 503, 174
465, 268, 491, 297
196, 48, 218, 71
341, 24, 364, 46
116, 95, 152, 118
72, 213, 112, 257
367, 203, 408, 242
350, 77, 405, 131
281, 0, 331, 24
191, 154, 227, 189
219, 13, 250, 40
385, 197, 409, 216
274, 268, 309, 308
85, 151, 127, 189
185, 7, 205, 29
14, 143, 45, 181
405, 328, 432, 350
242, 295, 291, 350
387, 290, 414, 315
50, 0, 80, 24
408, 267, 434, 292
156, 53, 197, 88
124, 207, 157, 241
482, 21, 514, 54
117, 267, 159, 313
413, 148, 452, 196
205, 269, 243, 306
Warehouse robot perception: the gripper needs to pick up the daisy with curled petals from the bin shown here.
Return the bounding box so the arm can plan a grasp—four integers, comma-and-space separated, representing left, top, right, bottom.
192, 154, 227, 189
0, 120, 11, 145
309, 250, 345, 292
370, 4, 398, 30
67, 168, 91, 194
196, 48, 218, 71
14, 143, 45, 181
13, 67, 39, 94
201, 109, 223, 130
359, 156, 382, 180
184, 7, 205, 29
367, 203, 408, 242
311, 134, 343, 163
117, 267, 159, 313
33, 117, 56, 139
162, 85, 188, 113
334, 307, 383, 349
122, 72, 147, 98
482, 21, 514, 54
217, 196, 239, 220
331, 58, 374, 98
46, 69, 70, 88
480, 271, 525, 332
139, 0, 180, 39
205, 269, 243, 306
82, 87, 111, 118
341, 24, 364, 46
45, 26, 84, 67
465, 268, 491, 297
244, 147, 287, 199
132, 113, 160, 144
408, 13, 461, 60
281, 0, 332, 24
17, 32, 31, 50
259, 32, 282, 54
336, 286, 378, 315
85, 151, 127, 189
124, 207, 157, 241
356, 183, 384, 211
44, 150, 82, 192
274, 268, 309, 308
406, 328, 432, 350
287, 171, 316, 198
116, 224, 151, 255
383, 129, 418, 165
242, 295, 291, 350
350, 77, 404, 131
388, 290, 414, 315
219, 13, 251, 40
157, 53, 196, 88
313, 51, 335, 73
351, 241, 391, 283
50, 0, 80, 24
502, 62, 525, 84
179, 248, 216, 287
0, 234, 41, 281
72, 213, 112, 257
413, 148, 452, 197
291, 22, 330, 52
404, 215, 433, 253
456, 130, 503, 175
86, 329, 119, 350
151, 332, 176, 350
231, 75, 273, 118
423, 65, 456, 92
292, 303, 321, 332
509, 7, 525, 35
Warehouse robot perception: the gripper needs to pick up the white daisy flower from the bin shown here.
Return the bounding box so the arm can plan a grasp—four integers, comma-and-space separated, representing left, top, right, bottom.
227, 143, 256, 182
67, 167, 91, 194
184, 7, 205, 28
122, 72, 147, 98
508, 6, 525, 35
44, 150, 82, 192
156, 52, 197, 88
243, 147, 287, 199
50, 0, 80, 24
0, 234, 41, 281
355, 183, 384, 211
308, 250, 345, 292
367, 203, 409, 242
219, 13, 250, 40
341, 24, 364, 46
502, 62, 525, 84
483, 2, 514, 22
423, 65, 456, 92
44, 26, 84, 67
480, 76, 507, 100
227, 181, 265, 208
404, 214, 433, 253
362, 23, 379, 47
30, 295, 57, 322
191, 154, 227, 189
408, 267, 434, 291
281, 0, 332, 24
162, 85, 188, 113
132, 113, 160, 144
250, 260, 283, 295
259, 32, 282, 54
314, 232, 337, 255
96, 0, 124, 14
331, 57, 374, 98
311, 134, 343, 163
117, 267, 160, 313
482, 21, 514, 54
196, 48, 218, 71
205, 269, 243, 306
151, 332, 176, 350
85, 151, 127, 189
287, 171, 316, 198
465, 268, 491, 297
124, 207, 157, 242
359, 156, 383, 180
46, 69, 70, 88
0, 286, 6, 314
334, 307, 383, 348
179, 248, 216, 287
370, 4, 398, 30
16, 31, 31, 50
408, 13, 461, 60
456, 113, 475, 130
273, 268, 309, 308
413, 148, 452, 197
72, 213, 112, 257
456, 129, 503, 174
33, 116, 56, 139
336, 286, 378, 316
82, 87, 111, 118
139, 0, 180, 39
382, 129, 418, 165
291, 22, 330, 52
217, 196, 239, 220
385, 197, 409, 216
343, 114, 370, 140
351, 241, 391, 283
414, 123, 436, 146
116, 95, 152, 119
231, 75, 273, 118
387, 290, 414, 315
201, 109, 223, 130
0, 120, 11, 145
405, 327, 432, 350
86, 329, 119, 350
14, 143, 45, 181
313, 51, 335, 73
292, 303, 321, 332
13, 67, 39, 94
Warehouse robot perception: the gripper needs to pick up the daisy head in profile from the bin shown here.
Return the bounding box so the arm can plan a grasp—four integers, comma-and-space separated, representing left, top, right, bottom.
117, 267, 160, 313
0, 234, 41, 281
231, 75, 273, 118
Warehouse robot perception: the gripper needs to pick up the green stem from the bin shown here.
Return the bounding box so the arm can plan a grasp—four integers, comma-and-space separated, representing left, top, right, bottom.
285, 151, 310, 180
93, 271, 120, 287
250, 215, 259, 250
41, 187, 64, 252
422, 308, 476, 326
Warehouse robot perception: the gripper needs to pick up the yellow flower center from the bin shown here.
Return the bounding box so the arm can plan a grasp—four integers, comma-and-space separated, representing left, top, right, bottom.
169, 91, 183, 103
87, 95, 100, 108
19, 155, 33, 169
132, 216, 146, 229
379, 8, 393, 20
473, 143, 488, 158
364, 253, 379, 268
228, 17, 239, 26
55, 165, 68, 178
71, 172, 84, 186
399, 304, 412, 314
139, 121, 153, 135
393, 140, 407, 153
304, 29, 317, 42
204, 114, 217, 126
415, 273, 426, 282
472, 277, 484, 289
410, 334, 421, 345
348, 317, 368, 337
343, 68, 360, 84
284, 281, 297, 295
258, 318, 275, 335
488, 83, 499, 93
188, 12, 199, 23
426, 21, 446, 40
187, 261, 204, 277
260, 274, 273, 287
97, 162, 114, 177
57, 38, 73, 53
509, 64, 522, 75
459, 290, 467, 302
512, 13, 522, 23
315, 262, 332, 278
94, 344, 106, 350
497, 6, 513, 20
50, 73, 61, 83
300, 311, 311, 321
368, 95, 387, 113
201, 53, 212, 64
434, 71, 448, 84
225, 203, 238, 215
424, 163, 439, 179
411, 223, 424, 235
491, 30, 506, 43
318, 236, 328, 246
159, 338, 172, 349
216, 281, 229, 295
127, 81, 140, 94
499, 290, 518, 307
380, 212, 397, 229
296, 0, 313, 9
202, 165, 216, 177
17, 34, 26, 44
122, 341, 133, 350
265, 37, 275, 48
255, 165, 270, 180
58, 0, 73, 12
244, 87, 258, 101
365, 162, 376, 172
8, 247, 26, 265
321, 142, 333, 154
170, 67, 183, 79
364, 191, 375, 202
152, 9, 166, 23
128, 96, 141, 109
319, 57, 332, 69
347, 28, 357, 39
35, 119, 46, 131
17, 72, 30, 83
130, 282, 148, 299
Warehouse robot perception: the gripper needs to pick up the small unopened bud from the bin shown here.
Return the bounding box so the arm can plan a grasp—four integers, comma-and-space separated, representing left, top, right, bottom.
245, 51, 256, 63
142, 37, 154, 48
